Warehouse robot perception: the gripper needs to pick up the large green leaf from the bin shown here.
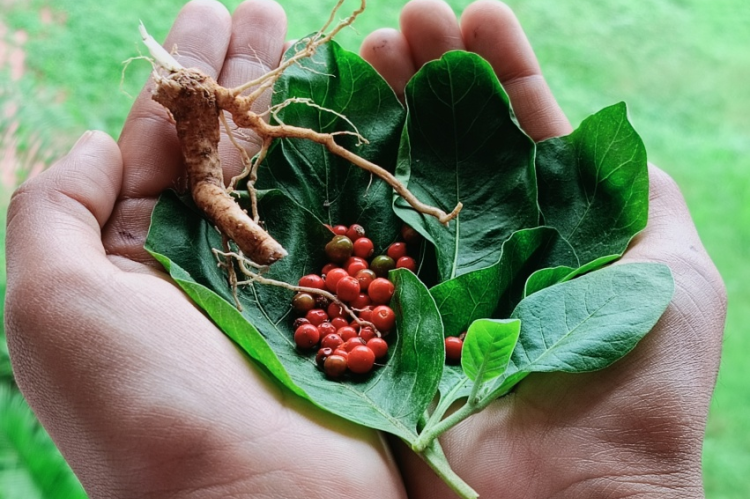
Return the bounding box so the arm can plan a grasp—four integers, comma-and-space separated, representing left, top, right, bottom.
255, 39, 404, 251
394, 51, 538, 281
536, 102, 648, 264
462, 319, 520, 384
485, 262, 674, 399
145, 191, 444, 442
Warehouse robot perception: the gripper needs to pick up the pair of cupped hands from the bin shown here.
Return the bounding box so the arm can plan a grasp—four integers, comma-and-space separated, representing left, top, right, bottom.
4, 0, 726, 497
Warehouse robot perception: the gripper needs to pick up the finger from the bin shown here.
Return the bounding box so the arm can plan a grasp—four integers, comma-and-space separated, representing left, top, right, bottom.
360, 28, 416, 101
460, 0, 571, 141
216, 0, 287, 178
400, 0, 465, 68
104, 0, 232, 265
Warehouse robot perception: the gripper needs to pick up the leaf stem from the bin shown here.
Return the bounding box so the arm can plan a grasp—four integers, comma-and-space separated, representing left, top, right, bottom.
416, 438, 479, 499
413, 398, 479, 453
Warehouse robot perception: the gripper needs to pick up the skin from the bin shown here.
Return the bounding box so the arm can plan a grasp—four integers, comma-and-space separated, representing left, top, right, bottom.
4, 0, 726, 498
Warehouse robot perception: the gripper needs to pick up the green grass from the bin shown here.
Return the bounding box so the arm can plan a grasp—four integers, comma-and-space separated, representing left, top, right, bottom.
2, 0, 749, 497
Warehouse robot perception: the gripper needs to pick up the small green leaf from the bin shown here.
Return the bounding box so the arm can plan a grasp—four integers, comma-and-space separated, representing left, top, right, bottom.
462, 319, 520, 383
395, 51, 538, 281
536, 103, 648, 264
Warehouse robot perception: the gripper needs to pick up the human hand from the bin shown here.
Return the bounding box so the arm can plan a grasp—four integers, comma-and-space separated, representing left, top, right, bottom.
360, 1, 726, 497
4, 1, 407, 497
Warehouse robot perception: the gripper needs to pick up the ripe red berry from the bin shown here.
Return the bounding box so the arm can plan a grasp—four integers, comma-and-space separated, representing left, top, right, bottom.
358, 306, 373, 322
355, 269, 376, 291
349, 293, 372, 309
338, 326, 358, 342
321, 333, 344, 350
331, 316, 349, 330
316, 347, 333, 367
387, 242, 408, 260
353, 237, 374, 259
336, 276, 361, 302
347, 345, 376, 374
367, 338, 388, 359
396, 256, 417, 273
346, 224, 366, 241
331, 225, 348, 235
294, 324, 320, 349
318, 321, 337, 338
327, 302, 345, 319
368, 278, 395, 304
291, 292, 316, 313
343, 337, 367, 352
345, 256, 369, 276
325, 267, 349, 292
371, 305, 396, 332
324, 354, 348, 378
321, 263, 339, 276
305, 308, 329, 326
445, 336, 463, 362
332, 348, 349, 360
358, 326, 377, 342
298, 274, 325, 289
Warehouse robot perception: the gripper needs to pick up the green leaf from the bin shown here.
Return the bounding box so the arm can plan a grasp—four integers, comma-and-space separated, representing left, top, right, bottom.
487, 263, 674, 399
536, 102, 648, 264
430, 226, 577, 339
255, 39, 404, 250
462, 319, 520, 384
394, 51, 538, 281
146, 191, 444, 442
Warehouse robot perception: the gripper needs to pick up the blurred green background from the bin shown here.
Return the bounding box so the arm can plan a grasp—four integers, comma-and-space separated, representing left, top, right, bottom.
1, 0, 748, 497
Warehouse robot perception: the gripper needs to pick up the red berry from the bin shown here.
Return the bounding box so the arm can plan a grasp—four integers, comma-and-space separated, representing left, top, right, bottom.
316, 347, 333, 367
324, 354, 348, 378
387, 242, 408, 260
291, 292, 316, 313
327, 302, 345, 319
445, 336, 463, 362
321, 263, 339, 276
401, 224, 421, 244
336, 276, 361, 302
368, 278, 395, 304
347, 345, 376, 374
331, 225, 348, 235
359, 326, 377, 342
353, 237, 375, 259
371, 305, 396, 332
343, 337, 367, 352
318, 321, 337, 338
332, 348, 349, 360
321, 333, 344, 350
355, 269, 376, 291
338, 326, 358, 342
367, 338, 388, 359
331, 317, 349, 330
298, 274, 325, 289
325, 267, 349, 292
346, 257, 369, 276
305, 308, 329, 326
346, 224, 366, 241
396, 256, 417, 273
350, 293, 372, 309
358, 306, 373, 322
294, 324, 320, 349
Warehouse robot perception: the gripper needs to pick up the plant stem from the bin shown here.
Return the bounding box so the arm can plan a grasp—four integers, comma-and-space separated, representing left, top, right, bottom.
413, 399, 479, 453
417, 438, 479, 499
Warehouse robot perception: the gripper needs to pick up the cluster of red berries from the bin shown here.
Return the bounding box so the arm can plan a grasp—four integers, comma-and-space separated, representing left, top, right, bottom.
290, 223, 420, 378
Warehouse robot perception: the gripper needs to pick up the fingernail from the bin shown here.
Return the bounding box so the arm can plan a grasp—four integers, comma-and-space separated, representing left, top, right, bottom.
70, 130, 95, 152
